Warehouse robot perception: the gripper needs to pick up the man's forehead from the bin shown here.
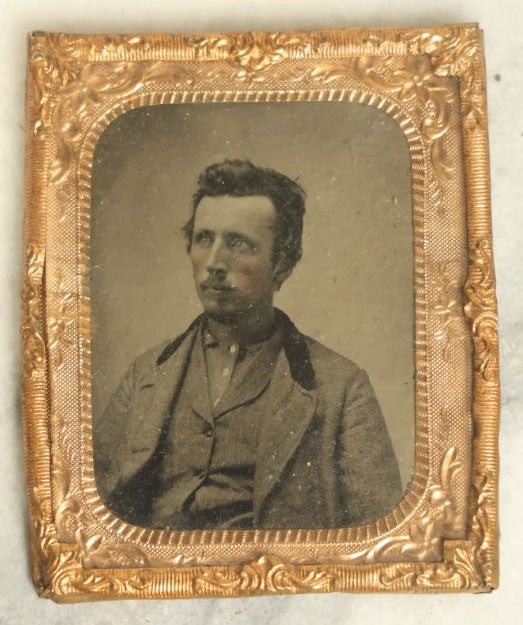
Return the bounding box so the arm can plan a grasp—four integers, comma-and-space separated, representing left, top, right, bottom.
194, 195, 276, 231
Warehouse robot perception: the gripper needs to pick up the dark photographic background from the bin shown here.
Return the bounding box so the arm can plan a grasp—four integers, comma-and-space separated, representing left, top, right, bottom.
90, 101, 414, 488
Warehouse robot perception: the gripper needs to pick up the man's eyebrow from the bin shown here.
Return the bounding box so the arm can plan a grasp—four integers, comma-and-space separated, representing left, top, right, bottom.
225, 231, 258, 246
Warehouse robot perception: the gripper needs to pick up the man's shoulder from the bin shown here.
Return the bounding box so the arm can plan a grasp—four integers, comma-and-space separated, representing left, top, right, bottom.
275, 309, 367, 390
130, 318, 201, 376
301, 334, 364, 387
133, 337, 178, 368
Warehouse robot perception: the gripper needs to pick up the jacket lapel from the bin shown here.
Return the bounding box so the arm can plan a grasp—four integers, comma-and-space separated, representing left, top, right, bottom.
253, 351, 318, 521
121, 321, 200, 482
181, 329, 214, 424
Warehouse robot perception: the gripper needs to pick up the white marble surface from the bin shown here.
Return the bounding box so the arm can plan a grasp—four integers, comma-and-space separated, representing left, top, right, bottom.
1, 1, 521, 623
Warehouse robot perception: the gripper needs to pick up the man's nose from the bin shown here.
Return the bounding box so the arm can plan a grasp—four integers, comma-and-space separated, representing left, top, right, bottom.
206, 239, 228, 275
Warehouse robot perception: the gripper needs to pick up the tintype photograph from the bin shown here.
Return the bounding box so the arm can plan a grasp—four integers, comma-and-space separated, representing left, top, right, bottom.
90, 102, 414, 532
22, 26, 498, 600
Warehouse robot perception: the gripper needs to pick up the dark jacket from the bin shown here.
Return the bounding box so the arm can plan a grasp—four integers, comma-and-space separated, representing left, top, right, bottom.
94, 311, 402, 529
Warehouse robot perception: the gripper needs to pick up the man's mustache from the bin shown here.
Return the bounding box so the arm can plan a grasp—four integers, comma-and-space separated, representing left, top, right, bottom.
200, 278, 234, 290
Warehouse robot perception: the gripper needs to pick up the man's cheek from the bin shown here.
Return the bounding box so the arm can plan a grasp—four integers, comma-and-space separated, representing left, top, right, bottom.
236, 259, 262, 277
193, 260, 207, 278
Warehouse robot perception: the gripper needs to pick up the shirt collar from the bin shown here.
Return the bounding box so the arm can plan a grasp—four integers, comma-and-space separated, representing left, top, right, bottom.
201, 316, 283, 356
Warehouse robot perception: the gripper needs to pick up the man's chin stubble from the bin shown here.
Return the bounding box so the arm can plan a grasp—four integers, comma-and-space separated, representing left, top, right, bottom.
204, 304, 275, 328
204, 308, 246, 325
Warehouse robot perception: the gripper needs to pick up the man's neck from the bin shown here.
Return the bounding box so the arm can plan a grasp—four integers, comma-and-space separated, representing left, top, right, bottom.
205, 307, 276, 346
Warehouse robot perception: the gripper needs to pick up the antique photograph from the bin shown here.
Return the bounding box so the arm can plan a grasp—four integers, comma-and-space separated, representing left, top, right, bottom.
90, 102, 415, 531
20, 25, 498, 601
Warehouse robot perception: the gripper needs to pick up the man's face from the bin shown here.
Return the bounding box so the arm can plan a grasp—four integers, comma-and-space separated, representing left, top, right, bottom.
189, 195, 278, 321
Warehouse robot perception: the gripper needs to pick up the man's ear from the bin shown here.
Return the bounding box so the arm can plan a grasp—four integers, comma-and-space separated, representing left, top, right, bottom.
272, 258, 293, 291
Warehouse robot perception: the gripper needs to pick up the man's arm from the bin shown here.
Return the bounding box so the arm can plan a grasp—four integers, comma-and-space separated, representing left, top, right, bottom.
93, 360, 137, 502
337, 368, 403, 525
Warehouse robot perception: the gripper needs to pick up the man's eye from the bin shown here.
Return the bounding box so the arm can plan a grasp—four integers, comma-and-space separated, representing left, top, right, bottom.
194, 232, 213, 245
228, 236, 254, 251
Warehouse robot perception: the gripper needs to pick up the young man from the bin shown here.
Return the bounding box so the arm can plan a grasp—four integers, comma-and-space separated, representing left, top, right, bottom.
94, 159, 402, 530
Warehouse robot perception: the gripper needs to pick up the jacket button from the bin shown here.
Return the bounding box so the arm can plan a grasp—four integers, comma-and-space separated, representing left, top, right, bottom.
204, 427, 213, 437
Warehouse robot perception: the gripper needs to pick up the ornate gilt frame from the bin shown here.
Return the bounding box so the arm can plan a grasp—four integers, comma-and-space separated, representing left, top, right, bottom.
22, 25, 498, 601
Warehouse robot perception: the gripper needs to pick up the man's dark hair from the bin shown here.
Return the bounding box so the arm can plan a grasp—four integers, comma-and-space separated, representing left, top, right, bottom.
183, 159, 306, 273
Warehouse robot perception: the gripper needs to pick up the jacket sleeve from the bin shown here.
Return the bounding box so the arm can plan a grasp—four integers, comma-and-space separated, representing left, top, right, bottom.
93, 360, 137, 502
337, 368, 403, 525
